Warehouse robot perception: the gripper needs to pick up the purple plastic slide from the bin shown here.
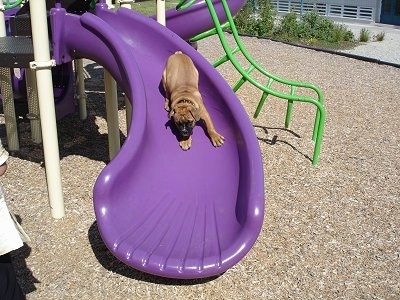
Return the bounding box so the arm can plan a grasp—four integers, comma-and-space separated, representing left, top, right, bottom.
51, 2, 264, 279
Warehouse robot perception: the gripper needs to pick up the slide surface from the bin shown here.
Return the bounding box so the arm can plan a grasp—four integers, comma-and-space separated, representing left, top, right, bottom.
51, 3, 264, 279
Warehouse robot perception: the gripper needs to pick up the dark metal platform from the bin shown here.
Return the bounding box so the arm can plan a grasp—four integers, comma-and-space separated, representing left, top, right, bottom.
0, 36, 34, 68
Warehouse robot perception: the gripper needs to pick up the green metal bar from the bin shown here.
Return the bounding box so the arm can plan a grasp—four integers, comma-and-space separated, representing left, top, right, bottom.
190, 22, 230, 42
4, 0, 23, 10
232, 64, 254, 92
232, 76, 246, 92
312, 100, 323, 141
213, 46, 240, 67
176, 0, 196, 10
213, 54, 229, 68
204, 0, 313, 102
284, 100, 293, 128
285, 86, 297, 128
206, 0, 325, 105
254, 92, 268, 118
201, 0, 326, 164
312, 110, 320, 141
254, 77, 274, 118
312, 106, 326, 165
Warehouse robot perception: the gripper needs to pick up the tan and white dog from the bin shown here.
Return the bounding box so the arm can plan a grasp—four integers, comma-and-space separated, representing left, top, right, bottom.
162, 51, 225, 150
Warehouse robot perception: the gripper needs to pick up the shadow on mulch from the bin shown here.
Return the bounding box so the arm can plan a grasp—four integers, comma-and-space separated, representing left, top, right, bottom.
5, 112, 126, 165
12, 243, 39, 295
87, 221, 220, 286
10, 215, 40, 295
254, 124, 312, 162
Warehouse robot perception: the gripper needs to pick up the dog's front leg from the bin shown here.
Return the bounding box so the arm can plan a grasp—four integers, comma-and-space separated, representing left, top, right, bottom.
201, 110, 225, 147
162, 69, 171, 112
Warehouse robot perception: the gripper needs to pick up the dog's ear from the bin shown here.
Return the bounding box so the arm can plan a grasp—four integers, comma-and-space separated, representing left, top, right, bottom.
169, 109, 175, 119
189, 106, 201, 122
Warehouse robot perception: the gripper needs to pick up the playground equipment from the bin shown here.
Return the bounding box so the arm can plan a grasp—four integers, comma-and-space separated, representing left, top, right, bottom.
155, 0, 246, 41
0, 0, 325, 279
0, 1, 76, 151
48, 0, 264, 279
190, 0, 326, 165
0, 0, 27, 151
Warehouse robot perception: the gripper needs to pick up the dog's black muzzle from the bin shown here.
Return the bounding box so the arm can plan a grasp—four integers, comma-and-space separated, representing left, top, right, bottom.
177, 123, 193, 138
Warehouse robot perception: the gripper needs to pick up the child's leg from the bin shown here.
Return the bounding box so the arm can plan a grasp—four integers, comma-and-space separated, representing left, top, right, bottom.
0, 253, 25, 300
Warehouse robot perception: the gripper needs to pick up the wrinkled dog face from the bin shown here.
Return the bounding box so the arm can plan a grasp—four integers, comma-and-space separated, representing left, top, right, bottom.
169, 104, 197, 138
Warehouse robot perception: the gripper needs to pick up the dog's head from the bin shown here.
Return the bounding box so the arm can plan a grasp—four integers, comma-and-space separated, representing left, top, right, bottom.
169, 100, 200, 138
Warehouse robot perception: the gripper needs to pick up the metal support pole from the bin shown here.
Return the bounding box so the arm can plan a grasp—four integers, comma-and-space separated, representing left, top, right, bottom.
74, 59, 87, 120
125, 96, 132, 132
25, 69, 42, 143
104, 69, 120, 160
30, 0, 64, 218
156, 0, 166, 25
118, 0, 134, 9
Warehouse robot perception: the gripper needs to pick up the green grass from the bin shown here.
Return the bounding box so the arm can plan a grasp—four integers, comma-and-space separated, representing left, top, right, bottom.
127, 0, 178, 16
374, 31, 385, 41
359, 28, 371, 42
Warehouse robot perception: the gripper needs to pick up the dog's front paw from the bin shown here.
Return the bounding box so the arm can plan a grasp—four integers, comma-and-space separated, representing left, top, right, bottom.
210, 132, 225, 147
179, 137, 192, 151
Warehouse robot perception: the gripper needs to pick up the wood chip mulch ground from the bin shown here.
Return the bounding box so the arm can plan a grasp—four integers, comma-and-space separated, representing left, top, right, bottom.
1, 34, 399, 299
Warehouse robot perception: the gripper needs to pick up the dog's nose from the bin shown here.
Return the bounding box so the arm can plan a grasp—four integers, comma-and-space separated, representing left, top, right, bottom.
180, 125, 192, 137
181, 129, 190, 137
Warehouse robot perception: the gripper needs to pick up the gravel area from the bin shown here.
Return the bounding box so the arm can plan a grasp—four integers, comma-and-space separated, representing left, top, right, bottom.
1, 32, 399, 299
338, 22, 400, 65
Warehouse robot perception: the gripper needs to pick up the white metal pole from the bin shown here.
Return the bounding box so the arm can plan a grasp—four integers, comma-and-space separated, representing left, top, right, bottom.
125, 96, 132, 132
0, 7, 7, 37
0, 7, 6, 36
106, 0, 113, 8
156, 0, 166, 25
104, 69, 120, 160
74, 59, 87, 120
29, 0, 64, 218
119, 0, 134, 9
